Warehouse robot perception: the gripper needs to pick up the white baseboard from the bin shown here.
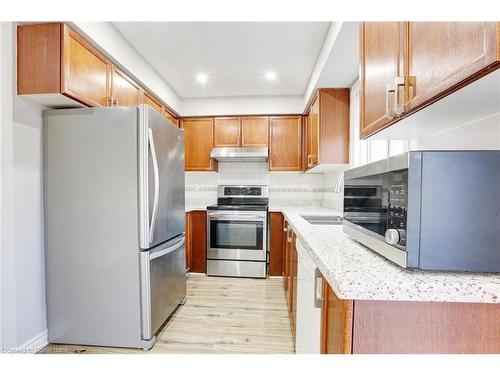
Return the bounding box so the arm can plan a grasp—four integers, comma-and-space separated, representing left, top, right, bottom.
12, 330, 48, 354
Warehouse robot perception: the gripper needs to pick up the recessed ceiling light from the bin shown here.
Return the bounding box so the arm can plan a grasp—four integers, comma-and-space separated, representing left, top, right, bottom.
265, 71, 277, 81
196, 73, 207, 84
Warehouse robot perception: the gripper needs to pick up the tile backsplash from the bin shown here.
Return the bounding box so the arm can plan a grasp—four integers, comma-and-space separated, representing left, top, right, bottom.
185, 162, 327, 209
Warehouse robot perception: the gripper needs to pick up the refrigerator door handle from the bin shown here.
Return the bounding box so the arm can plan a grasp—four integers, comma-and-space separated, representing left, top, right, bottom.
148, 128, 160, 243
150, 237, 185, 260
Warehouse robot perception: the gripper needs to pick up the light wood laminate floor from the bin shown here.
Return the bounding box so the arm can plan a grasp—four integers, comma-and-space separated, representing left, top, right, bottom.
40, 274, 294, 354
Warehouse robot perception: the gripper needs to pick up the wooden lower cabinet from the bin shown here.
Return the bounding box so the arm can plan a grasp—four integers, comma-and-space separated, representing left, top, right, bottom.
320, 277, 353, 354
283, 221, 290, 293
290, 232, 298, 345
319, 273, 500, 354
269, 212, 284, 277
282, 224, 298, 348
185, 211, 207, 273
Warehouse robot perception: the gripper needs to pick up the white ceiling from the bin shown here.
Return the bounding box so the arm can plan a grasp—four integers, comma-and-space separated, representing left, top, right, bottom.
112, 22, 330, 99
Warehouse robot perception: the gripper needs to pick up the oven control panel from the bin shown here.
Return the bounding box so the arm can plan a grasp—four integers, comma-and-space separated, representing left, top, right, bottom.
218, 185, 269, 199
224, 186, 261, 196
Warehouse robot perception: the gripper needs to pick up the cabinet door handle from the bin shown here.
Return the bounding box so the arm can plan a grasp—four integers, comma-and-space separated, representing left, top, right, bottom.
307, 154, 312, 167
385, 83, 396, 118
313, 268, 323, 308
287, 227, 293, 243
108, 97, 118, 106
394, 76, 405, 116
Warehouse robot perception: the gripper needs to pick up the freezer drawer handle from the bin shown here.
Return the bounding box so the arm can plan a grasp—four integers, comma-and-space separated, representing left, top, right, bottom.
148, 128, 160, 242
150, 237, 186, 260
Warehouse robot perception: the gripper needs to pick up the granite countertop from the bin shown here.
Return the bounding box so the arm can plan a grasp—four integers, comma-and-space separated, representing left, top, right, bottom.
270, 206, 500, 303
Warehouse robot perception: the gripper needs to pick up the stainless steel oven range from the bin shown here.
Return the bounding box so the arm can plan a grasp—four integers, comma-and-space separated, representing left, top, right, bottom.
207, 185, 269, 278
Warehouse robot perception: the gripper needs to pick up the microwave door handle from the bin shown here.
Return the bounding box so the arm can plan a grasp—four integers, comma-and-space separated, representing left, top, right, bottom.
148, 128, 160, 242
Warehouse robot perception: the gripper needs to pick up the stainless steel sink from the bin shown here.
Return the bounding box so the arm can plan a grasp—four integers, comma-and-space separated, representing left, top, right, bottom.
300, 215, 343, 225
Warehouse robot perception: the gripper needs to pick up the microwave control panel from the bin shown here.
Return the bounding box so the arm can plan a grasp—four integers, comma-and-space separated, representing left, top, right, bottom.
387, 183, 407, 245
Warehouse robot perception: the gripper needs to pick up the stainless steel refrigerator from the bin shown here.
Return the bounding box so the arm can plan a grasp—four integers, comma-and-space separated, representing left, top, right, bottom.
44, 105, 186, 349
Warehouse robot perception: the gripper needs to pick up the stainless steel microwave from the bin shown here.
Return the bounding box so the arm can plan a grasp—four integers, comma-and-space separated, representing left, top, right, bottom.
343, 151, 500, 272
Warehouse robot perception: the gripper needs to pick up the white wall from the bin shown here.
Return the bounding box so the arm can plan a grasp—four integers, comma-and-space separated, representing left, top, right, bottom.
180, 95, 304, 117
1, 22, 47, 352
413, 113, 500, 150
71, 23, 312, 117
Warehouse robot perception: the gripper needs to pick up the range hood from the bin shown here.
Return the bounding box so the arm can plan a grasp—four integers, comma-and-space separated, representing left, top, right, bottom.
210, 147, 268, 162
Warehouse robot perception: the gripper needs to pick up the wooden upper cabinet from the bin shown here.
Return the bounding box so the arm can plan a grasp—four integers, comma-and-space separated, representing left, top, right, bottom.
62, 26, 111, 107
405, 22, 499, 113
143, 91, 163, 114
241, 116, 269, 147
163, 108, 179, 127
360, 22, 404, 139
269, 116, 302, 171
214, 117, 241, 147
17, 22, 178, 118
360, 21, 500, 139
110, 67, 141, 107
181, 117, 216, 171
304, 89, 350, 171
18, 23, 110, 107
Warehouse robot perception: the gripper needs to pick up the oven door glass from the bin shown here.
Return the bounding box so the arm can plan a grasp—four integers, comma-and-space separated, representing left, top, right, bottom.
210, 220, 263, 251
